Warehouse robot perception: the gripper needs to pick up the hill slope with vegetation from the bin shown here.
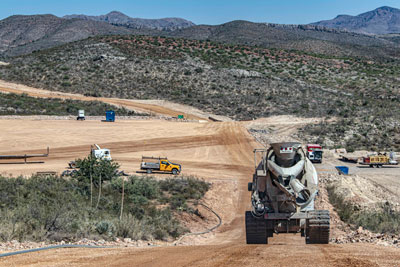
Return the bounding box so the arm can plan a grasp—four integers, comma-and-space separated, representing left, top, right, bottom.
168, 20, 400, 60
0, 35, 399, 150
0, 157, 209, 242
0, 92, 141, 116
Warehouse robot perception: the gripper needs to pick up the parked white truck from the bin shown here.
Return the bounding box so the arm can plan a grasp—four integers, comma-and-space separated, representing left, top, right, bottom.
91, 144, 111, 160
77, 110, 85, 120
67, 144, 111, 169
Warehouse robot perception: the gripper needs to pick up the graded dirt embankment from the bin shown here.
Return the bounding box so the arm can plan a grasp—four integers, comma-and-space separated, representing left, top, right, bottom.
0, 119, 254, 180
0, 81, 399, 266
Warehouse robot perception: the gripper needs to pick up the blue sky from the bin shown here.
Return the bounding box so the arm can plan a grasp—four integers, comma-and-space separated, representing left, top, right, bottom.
1, 0, 400, 25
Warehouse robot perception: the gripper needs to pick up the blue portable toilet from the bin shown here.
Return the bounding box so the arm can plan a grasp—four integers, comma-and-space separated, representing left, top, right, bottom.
335, 166, 349, 175
105, 110, 115, 122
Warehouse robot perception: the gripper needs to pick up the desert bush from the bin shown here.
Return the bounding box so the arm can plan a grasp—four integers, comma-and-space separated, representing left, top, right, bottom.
0, 92, 144, 116
0, 176, 88, 241
73, 155, 120, 188
160, 177, 210, 201
0, 170, 208, 242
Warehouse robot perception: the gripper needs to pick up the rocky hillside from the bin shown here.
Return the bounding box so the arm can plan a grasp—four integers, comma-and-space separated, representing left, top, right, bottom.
0, 14, 137, 57
0, 35, 398, 150
312, 6, 400, 35
167, 20, 399, 60
0, 12, 193, 57
2, 14, 400, 61
64, 11, 195, 31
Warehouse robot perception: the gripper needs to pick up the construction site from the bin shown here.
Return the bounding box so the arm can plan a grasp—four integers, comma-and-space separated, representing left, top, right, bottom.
0, 80, 399, 266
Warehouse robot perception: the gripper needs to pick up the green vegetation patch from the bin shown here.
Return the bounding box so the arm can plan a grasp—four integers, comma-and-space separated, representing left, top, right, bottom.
0, 92, 145, 116
298, 116, 400, 151
0, 156, 209, 242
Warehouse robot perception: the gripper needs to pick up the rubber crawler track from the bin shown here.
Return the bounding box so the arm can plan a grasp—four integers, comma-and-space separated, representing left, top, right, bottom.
306, 210, 330, 244
245, 211, 268, 244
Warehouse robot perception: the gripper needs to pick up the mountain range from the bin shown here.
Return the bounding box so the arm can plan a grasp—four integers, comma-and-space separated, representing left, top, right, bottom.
0, 14, 133, 56
312, 6, 400, 35
167, 21, 398, 59
63, 11, 195, 31
2, 7, 400, 58
0, 11, 194, 57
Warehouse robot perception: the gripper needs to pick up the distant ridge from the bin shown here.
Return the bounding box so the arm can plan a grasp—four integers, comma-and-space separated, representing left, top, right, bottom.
1, 11, 400, 58
0, 14, 156, 56
167, 20, 397, 59
64, 11, 195, 31
312, 6, 400, 34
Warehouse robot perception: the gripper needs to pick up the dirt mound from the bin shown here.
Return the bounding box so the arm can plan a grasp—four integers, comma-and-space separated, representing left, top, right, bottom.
323, 173, 400, 210
319, 173, 400, 248
244, 115, 322, 145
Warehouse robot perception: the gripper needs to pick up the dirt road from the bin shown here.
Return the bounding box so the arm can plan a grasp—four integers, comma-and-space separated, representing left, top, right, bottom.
1, 234, 399, 266
0, 119, 254, 179
0, 80, 209, 120
0, 80, 399, 266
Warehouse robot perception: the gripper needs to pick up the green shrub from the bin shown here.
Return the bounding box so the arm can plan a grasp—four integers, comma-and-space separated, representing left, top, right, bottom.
95, 220, 115, 235
73, 155, 120, 188
0, 92, 145, 116
0, 171, 209, 242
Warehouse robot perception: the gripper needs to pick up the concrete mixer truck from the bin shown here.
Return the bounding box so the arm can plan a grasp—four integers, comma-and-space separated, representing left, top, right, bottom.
246, 142, 330, 244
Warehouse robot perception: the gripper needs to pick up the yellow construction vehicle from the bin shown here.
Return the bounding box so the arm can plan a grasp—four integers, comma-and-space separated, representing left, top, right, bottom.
360, 152, 398, 168
140, 156, 182, 175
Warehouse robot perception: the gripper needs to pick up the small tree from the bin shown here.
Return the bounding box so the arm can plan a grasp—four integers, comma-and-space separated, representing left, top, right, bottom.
72, 155, 120, 207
